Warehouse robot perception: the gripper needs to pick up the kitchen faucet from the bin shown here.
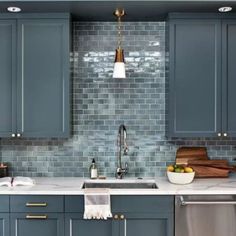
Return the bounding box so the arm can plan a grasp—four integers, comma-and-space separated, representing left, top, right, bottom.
116, 124, 128, 179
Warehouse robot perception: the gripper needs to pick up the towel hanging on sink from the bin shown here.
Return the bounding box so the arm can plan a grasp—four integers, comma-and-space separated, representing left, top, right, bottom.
83, 188, 112, 220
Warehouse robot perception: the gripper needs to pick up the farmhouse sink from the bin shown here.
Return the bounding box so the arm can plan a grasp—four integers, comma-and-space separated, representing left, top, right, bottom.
82, 180, 158, 189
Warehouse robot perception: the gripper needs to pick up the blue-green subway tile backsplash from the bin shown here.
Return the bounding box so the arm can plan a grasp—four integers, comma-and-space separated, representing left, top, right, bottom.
1, 21, 236, 177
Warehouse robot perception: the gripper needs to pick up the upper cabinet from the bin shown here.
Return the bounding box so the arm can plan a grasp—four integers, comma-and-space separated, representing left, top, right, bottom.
222, 21, 236, 137
168, 14, 236, 138
0, 20, 17, 137
17, 18, 70, 138
0, 14, 70, 138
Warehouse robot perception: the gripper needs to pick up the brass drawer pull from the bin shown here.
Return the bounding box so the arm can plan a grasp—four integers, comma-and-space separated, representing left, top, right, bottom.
114, 214, 119, 220
26, 214, 47, 220
26, 202, 47, 207
120, 215, 125, 220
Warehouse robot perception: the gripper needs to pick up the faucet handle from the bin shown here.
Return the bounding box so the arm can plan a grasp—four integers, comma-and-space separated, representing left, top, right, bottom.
116, 167, 123, 179
116, 163, 128, 179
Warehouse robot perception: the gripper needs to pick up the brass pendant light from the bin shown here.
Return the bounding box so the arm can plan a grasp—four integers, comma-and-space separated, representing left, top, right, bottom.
113, 9, 126, 79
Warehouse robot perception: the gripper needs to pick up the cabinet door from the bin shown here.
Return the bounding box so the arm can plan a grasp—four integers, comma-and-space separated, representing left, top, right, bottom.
169, 19, 222, 137
65, 213, 119, 236
17, 19, 70, 138
119, 213, 173, 236
11, 213, 64, 236
222, 21, 236, 137
0, 213, 9, 236
0, 20, 17, 137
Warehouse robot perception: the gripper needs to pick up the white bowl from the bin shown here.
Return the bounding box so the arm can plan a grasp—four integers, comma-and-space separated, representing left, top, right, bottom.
167, 171, 195, 185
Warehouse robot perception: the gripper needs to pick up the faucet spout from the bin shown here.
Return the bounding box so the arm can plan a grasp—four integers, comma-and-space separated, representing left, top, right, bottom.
116, 124, 128, 179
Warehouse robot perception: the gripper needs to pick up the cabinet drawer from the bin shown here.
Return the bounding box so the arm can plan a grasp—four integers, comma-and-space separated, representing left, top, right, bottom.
65, 196, 84, 212
0, 196, 9, 212
112, 196, 174, 213
11, 213, 64, 236
65, 196, 174, 213
10, 196, 64, 212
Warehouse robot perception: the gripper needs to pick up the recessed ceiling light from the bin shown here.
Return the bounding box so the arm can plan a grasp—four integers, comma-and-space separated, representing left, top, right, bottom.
218, 6, 232, 12
7, 6, 21, 13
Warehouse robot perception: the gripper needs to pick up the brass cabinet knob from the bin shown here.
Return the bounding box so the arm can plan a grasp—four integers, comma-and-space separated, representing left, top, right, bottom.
17, 133, 21, 137
114, 214, 119, 220
223, 133, 227, 137
11, 133, 16, 138
217, 133, 222, 137
120, 215, 125, 220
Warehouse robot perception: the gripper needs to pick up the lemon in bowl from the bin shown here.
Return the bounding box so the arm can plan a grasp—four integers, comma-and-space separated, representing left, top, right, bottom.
167, 165, 195, 185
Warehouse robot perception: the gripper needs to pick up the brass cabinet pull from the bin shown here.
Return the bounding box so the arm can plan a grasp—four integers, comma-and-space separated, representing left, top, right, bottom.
114, 214, 119, 220
120, 215, 125, 220
26, 214, 47, 220
26, 202, 47, 207
217, 133, 222, 137
223, 133, 228, 137
11, 134, 16, 138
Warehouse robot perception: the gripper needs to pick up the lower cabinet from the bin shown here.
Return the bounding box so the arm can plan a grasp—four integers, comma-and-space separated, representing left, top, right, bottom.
65, 212, 172, 236
65, 213, 119, 236
119, 213, 173, 236
113, 196, 174, 236
65, 196, 174, 236
10, 213, 64, 236
0, 195, 174, 236
0, 213, 9, 236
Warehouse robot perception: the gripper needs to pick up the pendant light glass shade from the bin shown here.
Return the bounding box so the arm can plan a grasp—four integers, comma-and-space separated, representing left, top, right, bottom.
113, 47, 126, 78
113, 62, 126, 78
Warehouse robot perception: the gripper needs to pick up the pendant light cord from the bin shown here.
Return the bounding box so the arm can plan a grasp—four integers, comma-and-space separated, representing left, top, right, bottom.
117, 15, 122, 48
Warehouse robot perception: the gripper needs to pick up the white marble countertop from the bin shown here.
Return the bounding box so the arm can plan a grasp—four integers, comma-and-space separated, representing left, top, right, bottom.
1, 175, 236, 195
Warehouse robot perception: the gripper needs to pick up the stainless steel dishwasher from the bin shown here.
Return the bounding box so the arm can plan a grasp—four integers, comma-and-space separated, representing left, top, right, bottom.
175, 195, 236, 236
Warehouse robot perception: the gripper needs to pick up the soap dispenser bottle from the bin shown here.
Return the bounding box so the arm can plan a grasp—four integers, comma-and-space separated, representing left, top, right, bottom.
89, 158, 98, 179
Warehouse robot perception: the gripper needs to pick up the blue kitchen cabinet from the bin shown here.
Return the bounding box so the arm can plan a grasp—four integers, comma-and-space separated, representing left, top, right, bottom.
65, 213, 119, 236
168, 17, 222, 137
0, 214, 9, 236
0, 195, 174, 236
168, 14, 236, 138
65, 213, 172, 236
119, 213, 172, 236
65, 195, 174, 236
0, 14, 70, 138
0, 20, 17, 138
10, 195, 64, 236
0, 196, 10, 236
113, 196, 174, 236
17, 18, 70, 138
10, 213, 64, 236
65, 196, 119, 236
222, 20, 236, 137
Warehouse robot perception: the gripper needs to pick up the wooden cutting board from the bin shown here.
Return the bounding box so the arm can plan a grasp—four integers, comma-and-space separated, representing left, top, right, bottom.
175, 147, 234, 177
176, 147, 208, 165
188, 159, 229, 168
191, 166, 230, 178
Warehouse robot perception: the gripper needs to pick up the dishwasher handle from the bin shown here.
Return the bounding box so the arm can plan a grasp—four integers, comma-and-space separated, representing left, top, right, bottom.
179, 196, 236, 206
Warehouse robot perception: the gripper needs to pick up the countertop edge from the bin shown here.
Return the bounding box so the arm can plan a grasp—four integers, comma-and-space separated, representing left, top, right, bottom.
1, 176, 236, 195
